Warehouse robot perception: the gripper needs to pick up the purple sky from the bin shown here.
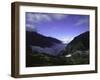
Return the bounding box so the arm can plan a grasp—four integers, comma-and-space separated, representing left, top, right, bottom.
26, 12, 89, 43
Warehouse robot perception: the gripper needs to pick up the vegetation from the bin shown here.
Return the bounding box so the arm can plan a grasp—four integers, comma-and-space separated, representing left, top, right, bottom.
26, 50, 89, 67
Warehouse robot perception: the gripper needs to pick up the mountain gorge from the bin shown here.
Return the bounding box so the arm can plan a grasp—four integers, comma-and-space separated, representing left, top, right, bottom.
26, 31, 89, 67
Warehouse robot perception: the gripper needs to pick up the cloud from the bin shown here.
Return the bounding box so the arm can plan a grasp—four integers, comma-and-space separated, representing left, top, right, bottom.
26, 12, 68, 31
74, 18, 89, 26
60, 37, 73, 44
26, 13, 68, 23
52, 14, 68, 20
26, 24, 37, 32
26, 13, 51, 23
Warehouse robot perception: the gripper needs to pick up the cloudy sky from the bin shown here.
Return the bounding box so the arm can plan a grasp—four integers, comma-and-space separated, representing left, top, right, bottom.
26, 12, 89, 43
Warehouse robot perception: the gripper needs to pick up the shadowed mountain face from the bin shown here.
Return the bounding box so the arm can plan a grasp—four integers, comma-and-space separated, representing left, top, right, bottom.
64, 31, 89, 55
26, 31, 62, 48
26, 31, 66, 56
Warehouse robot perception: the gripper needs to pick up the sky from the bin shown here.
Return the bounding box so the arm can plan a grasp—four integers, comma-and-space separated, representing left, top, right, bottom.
26, 12, 89, 43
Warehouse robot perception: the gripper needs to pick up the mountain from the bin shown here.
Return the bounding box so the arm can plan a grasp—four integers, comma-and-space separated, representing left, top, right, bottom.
26, 31, 62, 48
26, 31, 89, 67
64, 31, 89, 55
60, 31, 90, 65
26, 31, 66, 56
26, 31, 67, 67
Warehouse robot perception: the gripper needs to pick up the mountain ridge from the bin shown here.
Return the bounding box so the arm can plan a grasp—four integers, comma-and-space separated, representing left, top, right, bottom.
63, 31, 89, 55
26, 31, 62, 48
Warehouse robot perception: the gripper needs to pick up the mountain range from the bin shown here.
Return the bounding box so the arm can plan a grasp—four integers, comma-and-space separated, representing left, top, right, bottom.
26, 31, 89, 67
